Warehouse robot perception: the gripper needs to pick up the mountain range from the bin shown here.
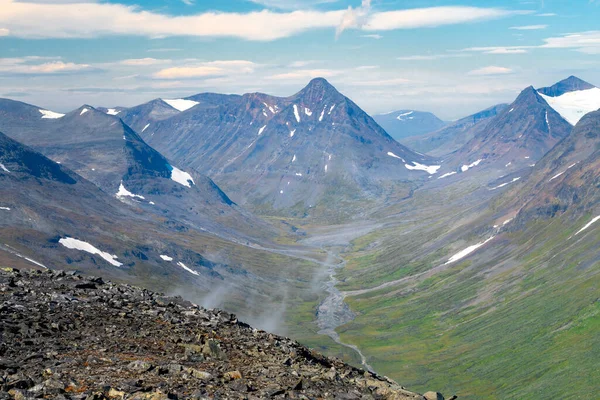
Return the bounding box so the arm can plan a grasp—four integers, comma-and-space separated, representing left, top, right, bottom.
1, 74, 600, 399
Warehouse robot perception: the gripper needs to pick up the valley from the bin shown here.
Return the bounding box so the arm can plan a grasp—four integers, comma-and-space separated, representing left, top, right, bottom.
1, 74, 600, 399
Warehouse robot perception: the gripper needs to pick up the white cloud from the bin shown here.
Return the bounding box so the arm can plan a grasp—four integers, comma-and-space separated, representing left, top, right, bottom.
0, 0, 524, 41
463, 46, 533, 54
397, 53, 468, 61
0, 28, 8, 36
288, 60, 319, 68
364, 7, 526, 31
510, 24, 547, 30
536, 13, 556, 17
0, 58, 91, 75
468, 66, 513, 76
336, 0, 371, 38
541, 31, 600, 54
248, 0, 340, 9
120, 58, 171, 66
269, 69, 341, 80
153, 60, 257, 79
361, 34, 382, 39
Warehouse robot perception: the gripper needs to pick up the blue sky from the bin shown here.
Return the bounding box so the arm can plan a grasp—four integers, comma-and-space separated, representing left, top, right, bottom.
1, 0, 599, 119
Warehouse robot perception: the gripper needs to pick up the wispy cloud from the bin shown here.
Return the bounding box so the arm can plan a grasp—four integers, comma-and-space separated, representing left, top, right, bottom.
468, 66, 513, 76
0, 57, 93, 75
510, 24, 547, 30
361, 34, 382, 39
463, 46, 533, 54
0, 0, 525, 41
397, 53, 468, 61
153, 60, 258, 79
541, 31, 600, 54
269, 69, 341, 80
119, 58, 172, 66
248, 0, 340, 10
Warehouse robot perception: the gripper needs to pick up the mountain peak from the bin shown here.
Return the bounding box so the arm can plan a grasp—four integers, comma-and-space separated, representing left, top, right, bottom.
294, 77, 342, 101
538, 76, 596, 97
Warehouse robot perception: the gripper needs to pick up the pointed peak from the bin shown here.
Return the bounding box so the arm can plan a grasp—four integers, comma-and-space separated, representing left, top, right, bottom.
292, 77, 344, 104
303, 77, 338, 92
538, 76, 596, 97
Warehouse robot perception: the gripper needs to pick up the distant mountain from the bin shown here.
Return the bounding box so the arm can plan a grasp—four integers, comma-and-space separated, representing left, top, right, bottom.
120, 78, 440, 218
537, 75, 595, 97
537, 76, 600, 125
0, 99, 274, 241
401, 104, 508, 157
440, 86, 572, 178
373, 110, 447, 141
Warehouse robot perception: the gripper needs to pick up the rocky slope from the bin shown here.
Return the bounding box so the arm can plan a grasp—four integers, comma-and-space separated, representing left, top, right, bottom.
0, 268, 450, 400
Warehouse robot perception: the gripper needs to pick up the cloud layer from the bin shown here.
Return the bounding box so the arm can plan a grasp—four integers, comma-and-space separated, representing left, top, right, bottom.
0, 0, 521, 41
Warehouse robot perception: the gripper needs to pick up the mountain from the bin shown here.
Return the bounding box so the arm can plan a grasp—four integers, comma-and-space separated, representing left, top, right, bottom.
373, 110, 447, 141
401, 104, 508, 157
0, 99, 275, 241
537, 75, 595, 97
119, 78, 439, 219
508, 109, 600, 222
439, 86, 572, 178
537, 76, 600, 125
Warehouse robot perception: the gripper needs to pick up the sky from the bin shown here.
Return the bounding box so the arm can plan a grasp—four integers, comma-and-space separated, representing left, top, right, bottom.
1, 0, 599, 120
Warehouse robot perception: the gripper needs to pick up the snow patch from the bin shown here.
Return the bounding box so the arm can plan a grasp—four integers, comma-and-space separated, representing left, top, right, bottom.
405, 162, 441, 175
438, 172, 457, 179
304, 107, 312, 116
59, 237, 122, 267
292, 155, 296, 163
160, 255, 173, 261
290, 129, 296, 137
169, 165, 195, 188
293, 105, 301, 123
324, 164, 328, 173
491, 177, 521, 190
505, 162, 512, 167
445, 237, 495, 265
396, 111, 414, 121
279, 190, 284, 194
116, 182, 145, 200
263, 102, 277, 114
575, 216, 600, 236
539, 87, 600, 125
295, 173, 303, 176
39, 109, 65, 119
142, 123, 150, 133
509, 108, 515, 113
328, 105, 336, 115
163, 98, 199, 112
106, 108, 120, 116
387, 152, 405, 162
319, 107, 326, 122
461, 159, 482, 172
0, 163, 9, 173
177, 261, 199, 276
258, 125, 266, 135
80, 108, 89, 116
0, 207, 10, 211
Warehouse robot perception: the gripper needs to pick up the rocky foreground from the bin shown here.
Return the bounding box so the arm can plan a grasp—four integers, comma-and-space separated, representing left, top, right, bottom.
0, 268, 451, 400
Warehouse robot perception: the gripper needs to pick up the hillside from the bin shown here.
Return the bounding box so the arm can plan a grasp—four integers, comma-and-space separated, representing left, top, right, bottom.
0, 267, 450, 400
